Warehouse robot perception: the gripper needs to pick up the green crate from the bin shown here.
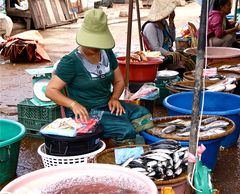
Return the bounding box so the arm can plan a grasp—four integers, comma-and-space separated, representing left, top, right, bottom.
17, 98, 61, 135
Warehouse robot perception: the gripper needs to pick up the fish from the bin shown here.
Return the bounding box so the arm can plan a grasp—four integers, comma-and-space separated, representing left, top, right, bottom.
130, 167, 147, 173
146, 160, 158, 167
150, 148, 175, 154
176, 131, 190, 137
128, 160, 146, 169
161, 125, 177, 134
202, 121, 229, 131
175, 167, 183, 175
201, 117, 218, 125
168, 119, 184, 124
121, 157, 134, 167
174, 159, 183, 169
151, 144, 180, 150
150, 139, 180, 146
177, 126, 191, 133
166, 169, 174, 177
142, 155, 168, 162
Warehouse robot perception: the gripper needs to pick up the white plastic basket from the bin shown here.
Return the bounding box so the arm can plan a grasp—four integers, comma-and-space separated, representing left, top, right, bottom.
37, 140, 106, 168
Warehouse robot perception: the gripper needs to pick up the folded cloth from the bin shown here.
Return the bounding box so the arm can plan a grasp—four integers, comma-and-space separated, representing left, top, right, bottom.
114, 147, 144, 165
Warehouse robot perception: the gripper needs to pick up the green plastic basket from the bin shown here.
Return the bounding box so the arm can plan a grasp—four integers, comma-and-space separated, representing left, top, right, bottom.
17, 98, 61, 136
0, 119, 26, 184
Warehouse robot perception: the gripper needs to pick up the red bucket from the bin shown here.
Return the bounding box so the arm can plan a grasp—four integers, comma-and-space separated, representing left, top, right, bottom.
117, 56, 163, 82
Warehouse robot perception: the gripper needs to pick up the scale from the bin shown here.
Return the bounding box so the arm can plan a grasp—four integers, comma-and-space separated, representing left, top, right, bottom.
25, 66, 56, 106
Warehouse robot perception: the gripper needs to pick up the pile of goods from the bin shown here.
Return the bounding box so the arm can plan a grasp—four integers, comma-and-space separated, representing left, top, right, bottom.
39, 111, 103, 156
116, 139, 188, 181
130, 51, 148, 62
148, 117, 230, 138
166, 78, 237, 93
218, 63, 240, 72
40, 117, 99, 137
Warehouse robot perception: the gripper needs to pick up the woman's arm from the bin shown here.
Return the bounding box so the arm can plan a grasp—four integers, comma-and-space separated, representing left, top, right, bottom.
108, 67, 125, 115
46, 75, 89, 121
143, 23, 170, 56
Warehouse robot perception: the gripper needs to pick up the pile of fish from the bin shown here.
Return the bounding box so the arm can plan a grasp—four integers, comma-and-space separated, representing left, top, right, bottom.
123, 139, 188, 181
219, 64, 240, 72
149, 117, 229, 137
166, 78, 236, 93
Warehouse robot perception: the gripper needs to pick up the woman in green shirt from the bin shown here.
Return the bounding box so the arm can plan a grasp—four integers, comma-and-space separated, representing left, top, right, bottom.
46, 9, 154, 146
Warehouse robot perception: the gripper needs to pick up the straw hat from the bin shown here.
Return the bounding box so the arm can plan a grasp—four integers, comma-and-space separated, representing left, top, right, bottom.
147, 0, 177, 22
76, 9, 115, 49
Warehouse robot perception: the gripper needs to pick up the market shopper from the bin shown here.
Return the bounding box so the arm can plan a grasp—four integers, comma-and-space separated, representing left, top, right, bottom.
142, 0, 195, 75
208, 0, 240, 47
46, 9, 154, 146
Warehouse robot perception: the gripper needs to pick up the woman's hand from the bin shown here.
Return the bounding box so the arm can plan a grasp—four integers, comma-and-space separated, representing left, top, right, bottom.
70, 101, 89, 122
108, 98, 125, 116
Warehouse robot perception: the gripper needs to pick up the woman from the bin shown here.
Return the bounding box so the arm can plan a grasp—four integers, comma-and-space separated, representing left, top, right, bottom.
208, 0, 240, 47
46, 9, 154, 146
142, 0, 195, 75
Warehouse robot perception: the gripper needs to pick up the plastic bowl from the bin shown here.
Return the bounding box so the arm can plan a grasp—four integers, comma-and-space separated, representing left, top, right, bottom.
117, 56, 163, 82
1, 164, 158, 194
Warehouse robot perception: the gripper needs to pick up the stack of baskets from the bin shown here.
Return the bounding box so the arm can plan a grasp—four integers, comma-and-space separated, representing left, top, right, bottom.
38, 123, 106, 168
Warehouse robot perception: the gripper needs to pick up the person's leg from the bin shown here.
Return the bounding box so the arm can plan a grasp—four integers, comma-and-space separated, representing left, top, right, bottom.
99, 102, 154, 146
210, 34, 236, 47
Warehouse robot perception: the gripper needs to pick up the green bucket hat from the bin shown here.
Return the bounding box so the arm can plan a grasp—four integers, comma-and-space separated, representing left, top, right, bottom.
76, 9, 115, 49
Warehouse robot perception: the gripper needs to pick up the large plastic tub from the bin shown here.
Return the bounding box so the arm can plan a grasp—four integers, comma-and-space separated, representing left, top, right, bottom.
163, 92, 240, 148
117, 56, 163, 82
141, 131, 223, 170
0, 119, 26, 184
2, 164, 158, 194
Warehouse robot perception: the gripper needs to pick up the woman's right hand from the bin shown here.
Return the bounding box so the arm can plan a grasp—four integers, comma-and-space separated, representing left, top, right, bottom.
70, 102, 89, 122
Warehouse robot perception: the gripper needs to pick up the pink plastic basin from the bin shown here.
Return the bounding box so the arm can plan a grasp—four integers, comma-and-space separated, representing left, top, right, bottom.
184, 47, 240, 59
1, 163, 158, 194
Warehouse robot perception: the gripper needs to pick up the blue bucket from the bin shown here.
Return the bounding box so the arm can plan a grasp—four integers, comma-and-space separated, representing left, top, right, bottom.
140, 131, 223, 170
163, 92, 240, 148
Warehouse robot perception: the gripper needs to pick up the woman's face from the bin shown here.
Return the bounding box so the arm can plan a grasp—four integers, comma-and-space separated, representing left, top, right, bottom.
221, 0, 232, 15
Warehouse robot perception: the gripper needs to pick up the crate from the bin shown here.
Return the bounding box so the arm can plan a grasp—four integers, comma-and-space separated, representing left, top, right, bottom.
17, 98, 61, 137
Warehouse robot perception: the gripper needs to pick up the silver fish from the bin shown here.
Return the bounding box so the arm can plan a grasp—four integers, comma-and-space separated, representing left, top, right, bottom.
121, 157, 134, 167
142, 155, 168, 162
177, 126, 191, 133
175, 167, 183, 175
146, 160, 158, 167
201, 117, 218, 125
148, 171, 156, 177
176, 131, 190, 137
174, 159, 182, 169
166, 169, 174, 177
162, 125, 177, 134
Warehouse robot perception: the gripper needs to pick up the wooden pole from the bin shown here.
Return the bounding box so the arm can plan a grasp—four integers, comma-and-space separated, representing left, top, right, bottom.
124, 0, 134, 98
186, 0, 207, 193
135, 0, 143, 51
234, 0, 239, 21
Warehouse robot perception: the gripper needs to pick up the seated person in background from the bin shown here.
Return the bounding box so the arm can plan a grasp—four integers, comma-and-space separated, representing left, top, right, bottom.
46, 9, 154, 147
142, 0, 195, 76
208, 0, 240, 47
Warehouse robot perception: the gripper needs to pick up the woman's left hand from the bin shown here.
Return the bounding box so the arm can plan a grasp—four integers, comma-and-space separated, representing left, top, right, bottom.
108, 98, 126, 116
